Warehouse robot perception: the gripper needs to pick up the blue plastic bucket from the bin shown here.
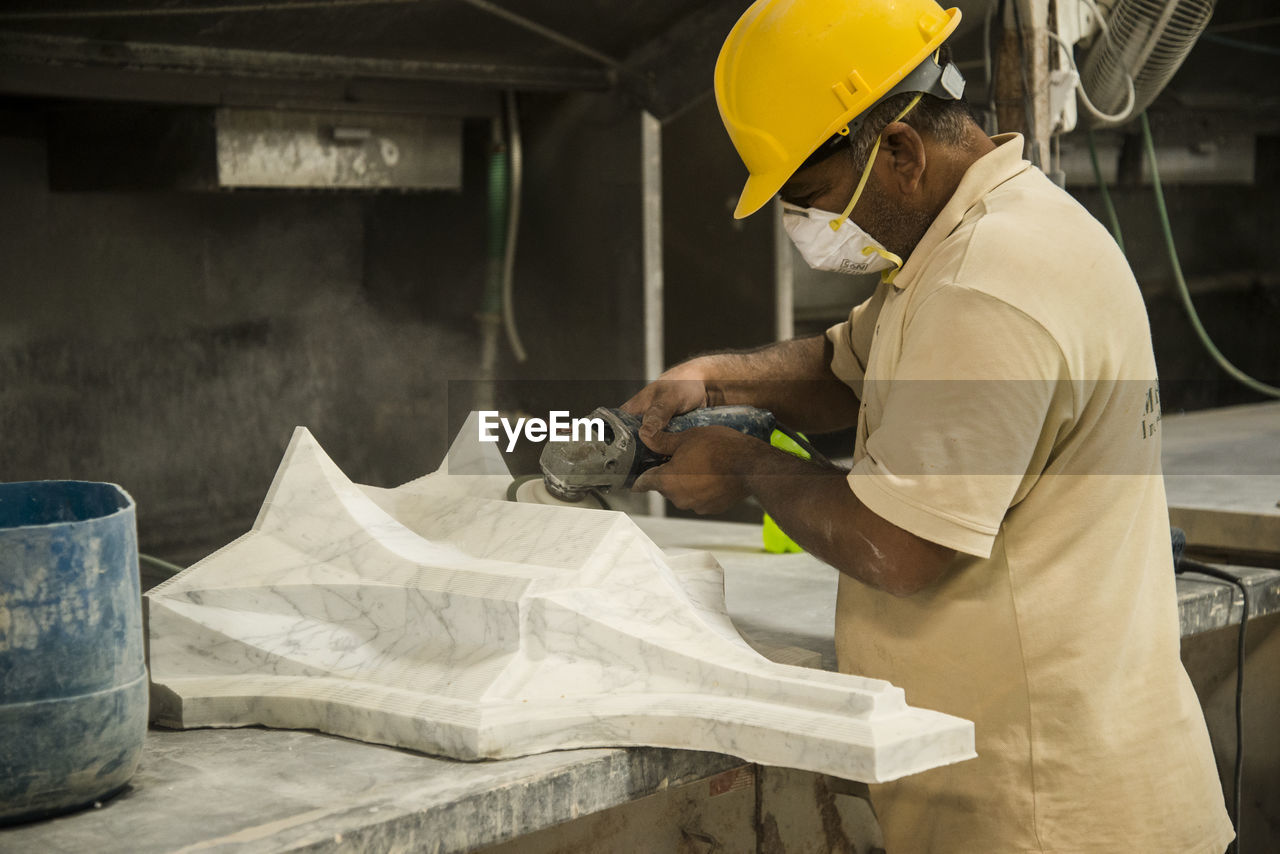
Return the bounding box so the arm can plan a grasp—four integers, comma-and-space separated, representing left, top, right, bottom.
0, 481, 148, 824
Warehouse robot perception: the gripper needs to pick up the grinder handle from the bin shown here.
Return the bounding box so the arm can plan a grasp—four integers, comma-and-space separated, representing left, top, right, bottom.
632, 405, 779, 478
650, 405, 826, 468
664, 405, 777, 440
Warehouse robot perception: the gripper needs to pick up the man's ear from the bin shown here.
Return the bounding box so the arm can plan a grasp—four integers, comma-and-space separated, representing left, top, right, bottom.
877, 122, 927, 196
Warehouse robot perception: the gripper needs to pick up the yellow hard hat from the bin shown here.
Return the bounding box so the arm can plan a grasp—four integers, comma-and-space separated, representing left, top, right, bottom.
715, 0, 962, 219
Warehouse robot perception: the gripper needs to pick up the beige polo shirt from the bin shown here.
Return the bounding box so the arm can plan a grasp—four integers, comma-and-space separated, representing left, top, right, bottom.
826, 135, 1233, 854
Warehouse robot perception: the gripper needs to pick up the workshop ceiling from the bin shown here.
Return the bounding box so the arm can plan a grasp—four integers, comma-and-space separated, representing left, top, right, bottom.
0, 0, 765, 117
2, 1, 1271, 122
0, 0, 685, 73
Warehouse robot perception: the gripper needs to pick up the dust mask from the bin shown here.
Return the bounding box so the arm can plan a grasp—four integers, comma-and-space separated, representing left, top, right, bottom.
781, 93, 922, 283
781, 201, 902, 277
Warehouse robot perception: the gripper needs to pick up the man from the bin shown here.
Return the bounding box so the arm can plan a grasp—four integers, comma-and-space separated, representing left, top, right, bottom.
622, 0, 1235, 851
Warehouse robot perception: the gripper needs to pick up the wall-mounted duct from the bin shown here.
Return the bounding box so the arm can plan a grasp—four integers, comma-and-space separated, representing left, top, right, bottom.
48, 106, 461, 192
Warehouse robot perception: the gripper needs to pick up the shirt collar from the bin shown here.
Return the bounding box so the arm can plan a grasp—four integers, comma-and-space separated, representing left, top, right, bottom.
891, 133, 1030, 291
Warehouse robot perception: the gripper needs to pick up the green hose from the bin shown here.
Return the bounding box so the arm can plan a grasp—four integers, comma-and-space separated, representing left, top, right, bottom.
484, 146, 509, 318
1140, 112, 1280, 399
1087, 129, 1125, 255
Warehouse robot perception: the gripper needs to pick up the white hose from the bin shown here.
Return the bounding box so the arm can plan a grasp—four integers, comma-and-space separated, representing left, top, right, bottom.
501, 90, 528, 364
1046, 29, 1136, 125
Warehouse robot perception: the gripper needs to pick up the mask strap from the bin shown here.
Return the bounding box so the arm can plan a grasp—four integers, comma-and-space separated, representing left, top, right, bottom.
830, 92, 925, 231
856, 244, 906, 283
879, 70, 931, 284
881, 253, 906, 284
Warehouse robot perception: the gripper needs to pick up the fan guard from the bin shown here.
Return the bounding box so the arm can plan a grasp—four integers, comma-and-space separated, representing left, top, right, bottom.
1078, 0, 1216, 127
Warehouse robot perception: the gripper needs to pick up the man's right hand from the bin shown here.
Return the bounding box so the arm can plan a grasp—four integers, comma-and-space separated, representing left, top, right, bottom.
620, 336, 858, 439
620, 359, 718, 441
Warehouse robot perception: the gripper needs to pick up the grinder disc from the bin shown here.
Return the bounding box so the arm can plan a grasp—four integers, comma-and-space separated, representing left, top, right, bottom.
508, 475, 607, 510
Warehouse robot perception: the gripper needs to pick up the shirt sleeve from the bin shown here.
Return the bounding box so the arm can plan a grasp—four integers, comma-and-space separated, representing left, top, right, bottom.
825, 283, 890, 399
849, 284, 1072, 558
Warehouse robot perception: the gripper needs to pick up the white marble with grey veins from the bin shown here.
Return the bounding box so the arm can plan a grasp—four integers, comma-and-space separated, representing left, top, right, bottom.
145, 423, 974, 783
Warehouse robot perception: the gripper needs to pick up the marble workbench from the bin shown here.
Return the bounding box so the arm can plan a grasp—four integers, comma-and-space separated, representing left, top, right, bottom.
0, 727, 745, 854
1162, 401, 1280, 634
1162, 401, 1280, 560
5, 516, 1276, 854
635, 518, 1280, 646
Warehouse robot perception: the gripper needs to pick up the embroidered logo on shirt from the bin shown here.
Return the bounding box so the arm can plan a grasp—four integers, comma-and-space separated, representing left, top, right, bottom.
1141, 383, 1162, 440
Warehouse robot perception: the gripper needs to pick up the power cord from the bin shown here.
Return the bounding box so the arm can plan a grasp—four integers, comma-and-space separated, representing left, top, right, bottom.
1171, 527, 1248, 854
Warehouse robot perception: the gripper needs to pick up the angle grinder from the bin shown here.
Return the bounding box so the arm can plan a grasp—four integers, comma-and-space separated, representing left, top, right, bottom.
508, 405, 805, 509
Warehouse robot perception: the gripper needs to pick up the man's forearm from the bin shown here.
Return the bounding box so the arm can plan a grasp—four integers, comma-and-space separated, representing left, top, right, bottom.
700, 335, 858, 433
738, 446, 954, 596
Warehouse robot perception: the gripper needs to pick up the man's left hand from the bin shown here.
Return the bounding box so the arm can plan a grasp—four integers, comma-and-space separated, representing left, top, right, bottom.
631, 426, 760, 514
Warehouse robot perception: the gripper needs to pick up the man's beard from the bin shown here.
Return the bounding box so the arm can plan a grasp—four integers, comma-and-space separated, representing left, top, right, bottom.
858, 175, 935, 262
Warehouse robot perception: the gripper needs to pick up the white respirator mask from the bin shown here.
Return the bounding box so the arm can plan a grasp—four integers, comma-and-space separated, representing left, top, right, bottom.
781, 93, 923, 283
781, 201, 902, 277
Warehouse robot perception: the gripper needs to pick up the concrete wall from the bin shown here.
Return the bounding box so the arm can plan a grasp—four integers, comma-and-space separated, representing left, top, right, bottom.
0, 94, 652, 569
1073, 177, 1280, 413
0, 115, 480, 565
457, 91, 656, 478
661, 94, 777, 366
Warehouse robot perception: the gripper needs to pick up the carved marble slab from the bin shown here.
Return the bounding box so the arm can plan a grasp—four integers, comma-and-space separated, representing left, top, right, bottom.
145, 425, 975, 783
